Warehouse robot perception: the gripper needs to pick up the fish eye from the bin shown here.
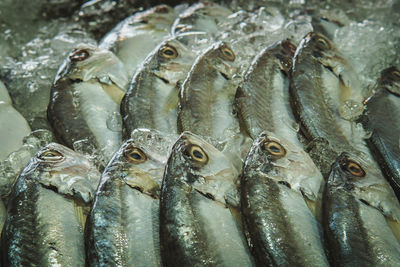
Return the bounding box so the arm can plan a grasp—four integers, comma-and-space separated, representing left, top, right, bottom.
262, 140, 286, 158
315, 37, 330, 50
69, 49, 90, 62
125, 147, 147, 164
38, 150, 64, 162
186, 145, 208, 164
160, 44, 178, 59
344, 160, 366, 177
219, 44, 235, 62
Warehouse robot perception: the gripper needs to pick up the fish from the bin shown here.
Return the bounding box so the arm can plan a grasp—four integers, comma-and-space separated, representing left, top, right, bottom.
235, 41, 326, 214
160, 131, 254, 267
0, 129, 55, 198
1, 143, 100, 266
171, 1, 231, 36
235, 40, 297, 142
178, 41, 250, 170
0, 80, 31, 161
290, 32, 364, 150
324, 152, 400, 266
241, 131, 328, 266
290, 32, 367, 176
48, 44, 128, 167
179, 42, 239, 141
292, 48, 400, 232
86, 129, 176, 267
363, 67, 400, 198
99, 5, 179, 77
121, 35, 200, 137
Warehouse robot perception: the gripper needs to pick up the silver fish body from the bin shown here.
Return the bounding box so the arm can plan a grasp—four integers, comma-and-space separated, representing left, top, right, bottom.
171, 2, 231, 36
290, 32, 366, 176
363, 67, 400, 198
160, 132, 253, 267
48, 44, 128, 166
324, 153, 400, 266
290, 32, 353, 149
100, 5, 179, 78
241, 131, 328, 266
86, 129, 173, 267
178, 41, 254, 170
179, 42, 240, 141
121, 36, 199, 136
1, 143, 100, 266
235, 40, 297, 142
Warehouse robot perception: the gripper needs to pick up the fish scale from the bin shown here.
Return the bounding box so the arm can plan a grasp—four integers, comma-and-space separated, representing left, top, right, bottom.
324, 153, 400, 266
2, 143, 100, 266
160, 132, 253, 267
363, 67, 400, 198
121, 36, 201, 136
241, 132, 328, 266
86, 129, 173, 266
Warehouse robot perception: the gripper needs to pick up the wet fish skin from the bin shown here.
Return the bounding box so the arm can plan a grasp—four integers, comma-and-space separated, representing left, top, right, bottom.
235, 40, 296, 141
290, 32, 400, 217
160, 132, 253, 267
178, 41, 251, 171
2, 143, 100, 267
86, 129, 172, 267
0, 129, 55, 198
324, 152, 400, 266
121, 37, 198, 136
241, 131, 329, 267
178, 41, 239, 141
290, 32, 350, 148
48, 44, 128, 165
100, 4, 178, 77
235, 39, 326, 213
363, 67, 400, 198
171, 1, 231, 36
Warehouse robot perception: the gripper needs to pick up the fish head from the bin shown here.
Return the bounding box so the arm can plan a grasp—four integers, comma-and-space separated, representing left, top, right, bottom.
379, 66, 400, 96
167, 131, 239, 206
21, 143, 100, 203
300, 32, 348, 71
328, 152, 366, 189
55, 44, 128, 90
245, 131, 324, 200
153, 37, 197, 85
103, 129, 175, 199
301, 32, 336, 58
202, 42, 238, 80
329, 152, 400, 221
130, 5, 176, 30
172, 1, 231, 35
299, 32, 362, 97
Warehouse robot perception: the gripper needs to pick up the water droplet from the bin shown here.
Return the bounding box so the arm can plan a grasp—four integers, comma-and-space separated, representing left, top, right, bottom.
106, 111, 122, 132
339, 99, 365, 121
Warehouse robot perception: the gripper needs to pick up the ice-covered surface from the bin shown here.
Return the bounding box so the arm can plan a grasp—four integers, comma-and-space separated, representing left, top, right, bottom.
0, 129, 55, 198
335, 20, 400, 98
0, 19, 96, 130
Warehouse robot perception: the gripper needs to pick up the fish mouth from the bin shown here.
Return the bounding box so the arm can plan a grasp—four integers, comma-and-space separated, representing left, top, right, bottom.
219, 71, 230, 80
154, 73, 171, 84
